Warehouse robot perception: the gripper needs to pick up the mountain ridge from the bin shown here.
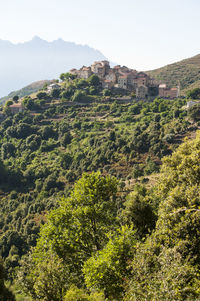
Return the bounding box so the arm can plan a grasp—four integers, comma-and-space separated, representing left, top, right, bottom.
0, 36, 107, 97
146, 53, 200, 93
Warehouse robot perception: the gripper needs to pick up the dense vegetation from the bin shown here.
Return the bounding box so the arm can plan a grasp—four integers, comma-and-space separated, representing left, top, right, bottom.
17, 133, 200, 300
147, 53, 200, 93
0, 73, 199, 299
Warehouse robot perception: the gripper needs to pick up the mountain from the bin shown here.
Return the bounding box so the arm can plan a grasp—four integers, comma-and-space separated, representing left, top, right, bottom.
0, 36, 107, 97
147, 54, 200, 93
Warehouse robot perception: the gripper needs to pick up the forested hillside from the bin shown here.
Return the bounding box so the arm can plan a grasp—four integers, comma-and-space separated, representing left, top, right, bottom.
0, 73, 200, 300
147, 53, 200, 93
0, 80, 53, 104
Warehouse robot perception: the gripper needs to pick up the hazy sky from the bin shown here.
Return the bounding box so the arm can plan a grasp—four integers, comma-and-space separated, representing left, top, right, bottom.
0, 0, 200, 70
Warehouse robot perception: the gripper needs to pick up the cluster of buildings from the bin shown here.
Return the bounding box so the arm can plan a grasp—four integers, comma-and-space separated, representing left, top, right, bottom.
70, 61, 180, 99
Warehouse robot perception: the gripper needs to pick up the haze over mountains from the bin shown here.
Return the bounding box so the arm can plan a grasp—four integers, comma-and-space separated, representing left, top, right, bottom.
0, 36, 107, 97
1, 35, 200, 99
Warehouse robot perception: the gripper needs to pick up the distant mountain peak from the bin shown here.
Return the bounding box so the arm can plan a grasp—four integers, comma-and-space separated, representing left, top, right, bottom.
31, 36, 47, 44
32, 35, 44, 41
0, 37, 107, 97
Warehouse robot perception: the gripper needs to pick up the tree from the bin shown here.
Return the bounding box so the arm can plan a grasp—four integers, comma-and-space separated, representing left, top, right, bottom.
64, 286, 105, 301
12, 95, 19, 103
5, 100, 13, 107
121, 185, 157, 238
23, 172, 118, 298
188, 103, 200, 121
103, 89, 111, 96
22, 97, 34, 110
88, 75, 100, 87
36, 91, 48, 100
83, 226, 136, 300
60, 132, 72, 147
125, 132, 200, 299
71, 90, 86, 102
59, 73, 77, 81
1, 142, 15, 160
0, 260, 15, 301
186, 88, 200, 99
50, 88, 60, 98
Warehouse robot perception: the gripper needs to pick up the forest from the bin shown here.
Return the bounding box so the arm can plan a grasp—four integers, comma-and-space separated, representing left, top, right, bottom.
0, 73, 200, 300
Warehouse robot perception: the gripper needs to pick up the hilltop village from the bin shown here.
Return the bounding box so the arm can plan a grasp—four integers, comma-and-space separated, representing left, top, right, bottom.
70, 60, 180, 99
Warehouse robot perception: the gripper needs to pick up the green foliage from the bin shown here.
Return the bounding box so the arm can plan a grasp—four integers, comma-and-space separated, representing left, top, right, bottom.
1, 80, 52, 103
50, 88, 60, 98
83, 226, 136, 300
103, 89, 111, 96
22, 96, 34, 110
125, 131, 200, 299
60, 132, 72, 147
63, 286, 105, 301
186, 87, 200, 99
147, 53, 200, 92
121, 185, 157, 238
125, 244, 200, 300
36, 91, 48, 100
88, 74, 100, 87
0, 85, 195, 299
21, 172, 119, 299
1, 142, 15, 159
72, 90, 86, 102
59, 72, 77, 81
12, 95, 19, 103
0, 259, 15, 300
188, 103, 200, 121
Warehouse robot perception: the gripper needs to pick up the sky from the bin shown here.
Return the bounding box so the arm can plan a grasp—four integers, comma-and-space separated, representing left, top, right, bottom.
0, 0, 200, 70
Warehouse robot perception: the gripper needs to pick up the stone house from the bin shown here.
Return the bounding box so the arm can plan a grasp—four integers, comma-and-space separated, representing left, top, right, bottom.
136, 72, 150, 87
9, 103, 24, 114
91, 61, 110, 79
79, 66, 92, 79
48, 83, 60, 92
69, 68, 80, 77
68, 61, 159, 98
105, 70, 117, 83
102, 80, 114, 89
159, 84, 179, 98
136, 85, 148, 99
118, 75, 128, 89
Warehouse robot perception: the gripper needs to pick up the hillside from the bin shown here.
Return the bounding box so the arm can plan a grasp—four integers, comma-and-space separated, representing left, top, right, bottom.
0, 36, 107, 97
1, 72, 200, 299
0, 80, 53, 104
147, 54, 200, 93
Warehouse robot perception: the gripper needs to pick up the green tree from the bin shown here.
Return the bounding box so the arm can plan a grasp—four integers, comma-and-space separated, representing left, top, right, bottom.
186, 88, 200, 99
12, 95, 19, 103
121, 185, 157, 238
50, 88, 60, 98
23, 172, 118, 298
60, 132, 72, 147
72, 90, 86, 102
83, 226, 136, 300
125, 131, 200, 299
36, 91, 48, 100
88, 75, 100, 87
0, 260, 15, 301
188, 103, 200, 121
64, 286, 105, 301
